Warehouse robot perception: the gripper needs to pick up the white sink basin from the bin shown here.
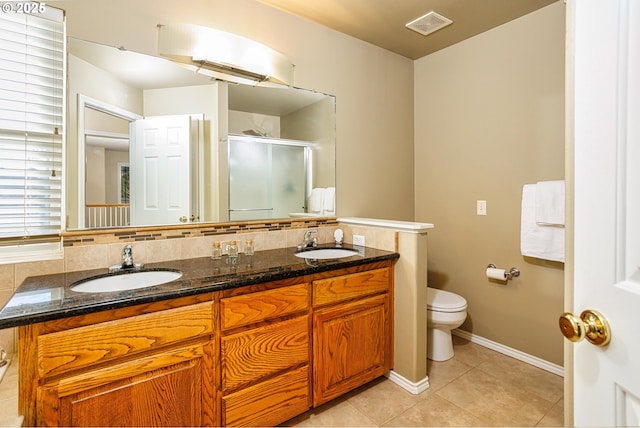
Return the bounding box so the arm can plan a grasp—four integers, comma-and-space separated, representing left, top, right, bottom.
71, 269, 182, 293
295, 248, 359, 259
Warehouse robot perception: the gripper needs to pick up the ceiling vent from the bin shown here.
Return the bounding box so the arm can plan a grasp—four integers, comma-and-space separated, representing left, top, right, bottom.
406, 11, 453, 36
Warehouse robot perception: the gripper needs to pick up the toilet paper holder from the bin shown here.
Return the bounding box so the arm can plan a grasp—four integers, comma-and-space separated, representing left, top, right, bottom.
487, 264, 520, 280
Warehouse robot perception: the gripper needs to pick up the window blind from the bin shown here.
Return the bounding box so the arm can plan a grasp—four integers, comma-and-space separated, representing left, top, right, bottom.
0, 6, 65, 246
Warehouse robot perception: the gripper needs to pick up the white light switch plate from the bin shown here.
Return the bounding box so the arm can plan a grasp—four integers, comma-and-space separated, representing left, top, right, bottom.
477, 200, 487, 216
353, 234, 365, 246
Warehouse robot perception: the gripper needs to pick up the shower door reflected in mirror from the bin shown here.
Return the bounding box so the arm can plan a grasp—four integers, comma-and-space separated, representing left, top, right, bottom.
228, 135, 309, 221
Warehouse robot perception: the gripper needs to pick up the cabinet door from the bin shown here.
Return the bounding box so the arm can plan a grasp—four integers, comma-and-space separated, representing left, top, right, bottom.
39, 343, 216, 427
312, 293, 390, 406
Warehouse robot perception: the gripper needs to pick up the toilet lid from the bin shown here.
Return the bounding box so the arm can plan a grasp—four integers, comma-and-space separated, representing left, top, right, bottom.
427, 287, 467, 312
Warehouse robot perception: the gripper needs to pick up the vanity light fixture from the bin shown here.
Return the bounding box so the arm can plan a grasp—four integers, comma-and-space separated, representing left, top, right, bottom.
406, 11, 453, 36
157, 23, 294, 86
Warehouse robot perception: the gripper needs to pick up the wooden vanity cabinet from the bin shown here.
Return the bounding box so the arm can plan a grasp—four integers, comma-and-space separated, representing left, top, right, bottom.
18, 260, 395, 427
219, 282, 311, 427
311, 264, 394, 406
19, 295, 218, 427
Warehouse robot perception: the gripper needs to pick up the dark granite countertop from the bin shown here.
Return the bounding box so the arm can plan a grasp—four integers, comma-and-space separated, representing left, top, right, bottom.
0, 245, 398, 329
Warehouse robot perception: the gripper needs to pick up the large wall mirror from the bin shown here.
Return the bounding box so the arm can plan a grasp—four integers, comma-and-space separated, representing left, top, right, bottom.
66, 37, 336, 230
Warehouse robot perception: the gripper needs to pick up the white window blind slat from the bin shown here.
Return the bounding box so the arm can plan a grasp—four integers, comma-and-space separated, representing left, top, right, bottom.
0, 8, 65, 244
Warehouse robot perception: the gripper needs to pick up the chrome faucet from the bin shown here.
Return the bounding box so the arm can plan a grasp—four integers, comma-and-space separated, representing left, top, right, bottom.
108, 245, 143, 273
299, 230, 318, 249
121, 245, 134, 269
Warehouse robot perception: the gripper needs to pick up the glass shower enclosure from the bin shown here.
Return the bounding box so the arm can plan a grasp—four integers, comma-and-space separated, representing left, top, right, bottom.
228, 134, 311, 221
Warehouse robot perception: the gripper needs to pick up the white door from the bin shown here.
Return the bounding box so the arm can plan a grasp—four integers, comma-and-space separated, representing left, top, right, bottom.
130, 115, 193, 225
568, 0, 640, 425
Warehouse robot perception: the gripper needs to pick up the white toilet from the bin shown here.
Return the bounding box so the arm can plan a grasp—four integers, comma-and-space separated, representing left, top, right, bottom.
427, 287, 468, 361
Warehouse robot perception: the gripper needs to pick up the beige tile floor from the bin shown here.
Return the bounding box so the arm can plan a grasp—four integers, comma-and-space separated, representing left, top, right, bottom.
285, 336, 564, 427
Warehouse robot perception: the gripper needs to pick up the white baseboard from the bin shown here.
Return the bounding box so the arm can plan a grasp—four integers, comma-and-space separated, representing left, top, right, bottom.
453, 329, 564, 377
387, 370, 430, 395
387, 330, 563, 394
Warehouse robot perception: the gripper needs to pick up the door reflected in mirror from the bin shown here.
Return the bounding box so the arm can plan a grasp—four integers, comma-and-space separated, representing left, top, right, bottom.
66, 37, 336, 230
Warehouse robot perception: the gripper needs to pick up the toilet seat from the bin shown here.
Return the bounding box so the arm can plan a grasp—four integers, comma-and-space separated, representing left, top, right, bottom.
427, 288, 467, 313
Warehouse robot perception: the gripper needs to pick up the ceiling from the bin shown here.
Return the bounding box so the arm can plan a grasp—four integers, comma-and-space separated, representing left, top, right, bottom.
258, 0, 558, 59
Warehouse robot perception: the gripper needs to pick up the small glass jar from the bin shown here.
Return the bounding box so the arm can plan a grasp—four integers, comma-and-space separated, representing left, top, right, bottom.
245, 239, 254, 256
211, 242, 222, 260
227, 240, 238, 259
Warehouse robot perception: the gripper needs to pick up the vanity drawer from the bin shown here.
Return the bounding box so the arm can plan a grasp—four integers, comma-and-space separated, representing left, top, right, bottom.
312, 268, 390, 308
37, 302, 214, 378
223, 365, 310, 427
220, 283, 309, 330
221, 315, 309, 392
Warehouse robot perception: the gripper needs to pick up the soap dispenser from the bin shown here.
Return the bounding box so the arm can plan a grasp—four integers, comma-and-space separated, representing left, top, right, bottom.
334, 228, 344, 246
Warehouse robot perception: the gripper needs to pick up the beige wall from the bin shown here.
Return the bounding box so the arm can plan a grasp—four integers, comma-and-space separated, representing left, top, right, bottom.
282, 97, 336, 189
84, 146, 106, 204
414, 2, 565, 365
56, 0, 416, 222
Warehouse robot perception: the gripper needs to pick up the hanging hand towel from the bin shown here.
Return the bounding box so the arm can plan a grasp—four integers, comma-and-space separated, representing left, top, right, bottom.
322, 187, 336, 215
308, 188, 325, 213
521, 184, 565, 262
535, 180, 565, 225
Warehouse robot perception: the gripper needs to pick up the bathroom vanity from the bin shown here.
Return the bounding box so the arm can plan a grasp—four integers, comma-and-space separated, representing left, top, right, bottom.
0, 246, 398, 427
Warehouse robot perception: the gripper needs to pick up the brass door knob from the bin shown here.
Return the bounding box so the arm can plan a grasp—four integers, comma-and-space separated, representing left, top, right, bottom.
179, 216, 188, 223
559, 309, 611, 346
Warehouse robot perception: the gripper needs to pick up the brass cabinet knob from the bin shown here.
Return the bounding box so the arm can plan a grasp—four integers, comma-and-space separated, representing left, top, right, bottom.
559, 309, 611, 347
179, 216, 188, 223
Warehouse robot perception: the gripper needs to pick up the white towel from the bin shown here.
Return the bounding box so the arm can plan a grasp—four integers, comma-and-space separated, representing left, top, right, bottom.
535, 180, 565, 225
322, 187, 335, 215
521, 184, 565, 262
308, 188, 325, 213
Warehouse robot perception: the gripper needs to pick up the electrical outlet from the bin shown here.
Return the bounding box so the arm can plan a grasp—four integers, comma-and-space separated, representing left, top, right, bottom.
353, 234, 366, 246
477, 200, 487, 216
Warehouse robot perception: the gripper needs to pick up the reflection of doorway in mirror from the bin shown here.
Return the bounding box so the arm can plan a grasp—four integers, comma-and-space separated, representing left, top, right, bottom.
118, 163, 130, 204
80, 97, 139, 229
